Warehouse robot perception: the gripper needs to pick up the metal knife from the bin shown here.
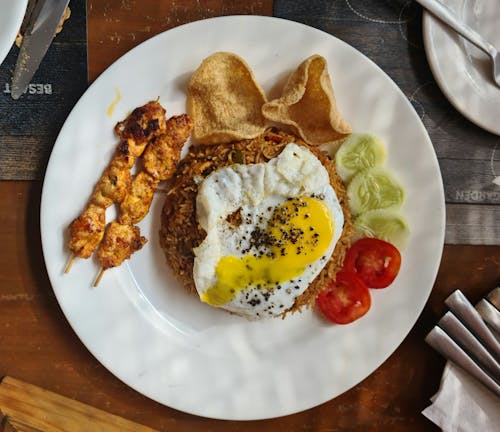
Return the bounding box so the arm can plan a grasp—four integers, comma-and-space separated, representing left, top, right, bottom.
11, 0, 70, 100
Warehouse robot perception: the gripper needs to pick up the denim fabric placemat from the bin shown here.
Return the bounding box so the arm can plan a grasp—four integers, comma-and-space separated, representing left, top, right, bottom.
0, 0, 87, 180
275, 0, 500, 245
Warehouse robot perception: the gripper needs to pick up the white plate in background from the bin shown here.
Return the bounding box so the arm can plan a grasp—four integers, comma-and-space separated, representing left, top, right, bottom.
0, 0, 27, 66
41, 16, 445, 420
423, 0, 500, 135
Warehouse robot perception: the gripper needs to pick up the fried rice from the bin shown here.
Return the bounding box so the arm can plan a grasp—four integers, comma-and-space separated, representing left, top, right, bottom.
159, 128, 354, 316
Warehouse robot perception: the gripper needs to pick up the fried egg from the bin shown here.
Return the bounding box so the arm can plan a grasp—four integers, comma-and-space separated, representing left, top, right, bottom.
193, 143, 344, 319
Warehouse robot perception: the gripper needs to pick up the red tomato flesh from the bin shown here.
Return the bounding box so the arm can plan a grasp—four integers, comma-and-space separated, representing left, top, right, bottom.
344, 238, 401, 288
316, 271, 371, 324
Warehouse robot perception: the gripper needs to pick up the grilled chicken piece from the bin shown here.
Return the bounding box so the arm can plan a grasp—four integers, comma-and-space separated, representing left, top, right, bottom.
90, 154, 132, 208
143, 114, 193, 180
115, 101, 167, 157
119, 171, 159, 225
97, 222, 147, 269
68, 204, 105, 259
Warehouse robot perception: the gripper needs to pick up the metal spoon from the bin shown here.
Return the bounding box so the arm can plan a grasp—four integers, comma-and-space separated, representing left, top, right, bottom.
417, 0, 500, 88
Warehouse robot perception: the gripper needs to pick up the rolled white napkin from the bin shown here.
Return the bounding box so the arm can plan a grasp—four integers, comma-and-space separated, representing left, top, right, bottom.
422, 361, 500, 432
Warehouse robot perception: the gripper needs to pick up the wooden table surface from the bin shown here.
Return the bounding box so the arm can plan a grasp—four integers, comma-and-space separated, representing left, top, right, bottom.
1, 1, 499, 430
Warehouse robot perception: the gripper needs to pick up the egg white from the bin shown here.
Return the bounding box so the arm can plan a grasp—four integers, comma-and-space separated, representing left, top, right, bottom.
193, 143, 344, 319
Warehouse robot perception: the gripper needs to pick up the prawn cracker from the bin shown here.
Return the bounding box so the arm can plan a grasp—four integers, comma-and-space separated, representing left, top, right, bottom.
262, 55, 351, 146
188, 52, 268, 144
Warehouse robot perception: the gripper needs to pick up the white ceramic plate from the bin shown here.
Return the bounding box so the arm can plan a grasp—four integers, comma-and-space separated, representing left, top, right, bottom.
0, 0, 27, 67
41, 16, 445, 420
423, 0, 500, 135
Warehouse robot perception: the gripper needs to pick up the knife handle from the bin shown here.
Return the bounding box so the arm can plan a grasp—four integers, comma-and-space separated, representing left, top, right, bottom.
445, 290, 500, 360
438, 312, 500, 382
425, 326, 500, 398
476, 299, 500, 336
487, 287, 500, 310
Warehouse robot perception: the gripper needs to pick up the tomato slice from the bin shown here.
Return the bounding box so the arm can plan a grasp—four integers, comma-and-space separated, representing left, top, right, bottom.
316, 271, 371, 324
344, 238, 401, 288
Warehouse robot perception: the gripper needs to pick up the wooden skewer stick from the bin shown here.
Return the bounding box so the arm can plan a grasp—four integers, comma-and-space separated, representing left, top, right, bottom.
93, 268, 106, 287
64, 254, 76, 274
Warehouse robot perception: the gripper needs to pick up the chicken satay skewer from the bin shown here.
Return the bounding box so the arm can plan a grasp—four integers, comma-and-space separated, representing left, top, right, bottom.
91, 173, 156, 285
94, 269, 105, 286
93, 222, 147, 286
66, 101, 167, 273
94, 114, 193, 285
65, 154, 131, 273
65, 255, 76, 274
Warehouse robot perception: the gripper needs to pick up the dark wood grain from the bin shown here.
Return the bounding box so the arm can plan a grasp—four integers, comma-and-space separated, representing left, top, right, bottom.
87, 0, 274, 82
0, 1, 499, 431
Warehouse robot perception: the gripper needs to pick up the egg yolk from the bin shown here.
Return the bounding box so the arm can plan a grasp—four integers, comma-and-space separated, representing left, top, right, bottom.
200, 197, 334, 306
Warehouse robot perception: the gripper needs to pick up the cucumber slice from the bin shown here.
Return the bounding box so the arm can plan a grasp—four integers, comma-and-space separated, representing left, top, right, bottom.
335, 133, 386, 182
347, 167, 405, 215
355, 209, 410, 250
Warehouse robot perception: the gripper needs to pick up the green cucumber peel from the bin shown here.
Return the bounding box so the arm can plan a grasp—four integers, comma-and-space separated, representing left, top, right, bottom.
335, 133, 386, 183
355, 209, 410, 250
347, 166, 405, 215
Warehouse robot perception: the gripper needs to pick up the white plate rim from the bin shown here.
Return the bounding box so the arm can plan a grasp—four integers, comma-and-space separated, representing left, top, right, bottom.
40, 15, 446, 420
422, 2, 500, 136
0, 0, 27, 67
